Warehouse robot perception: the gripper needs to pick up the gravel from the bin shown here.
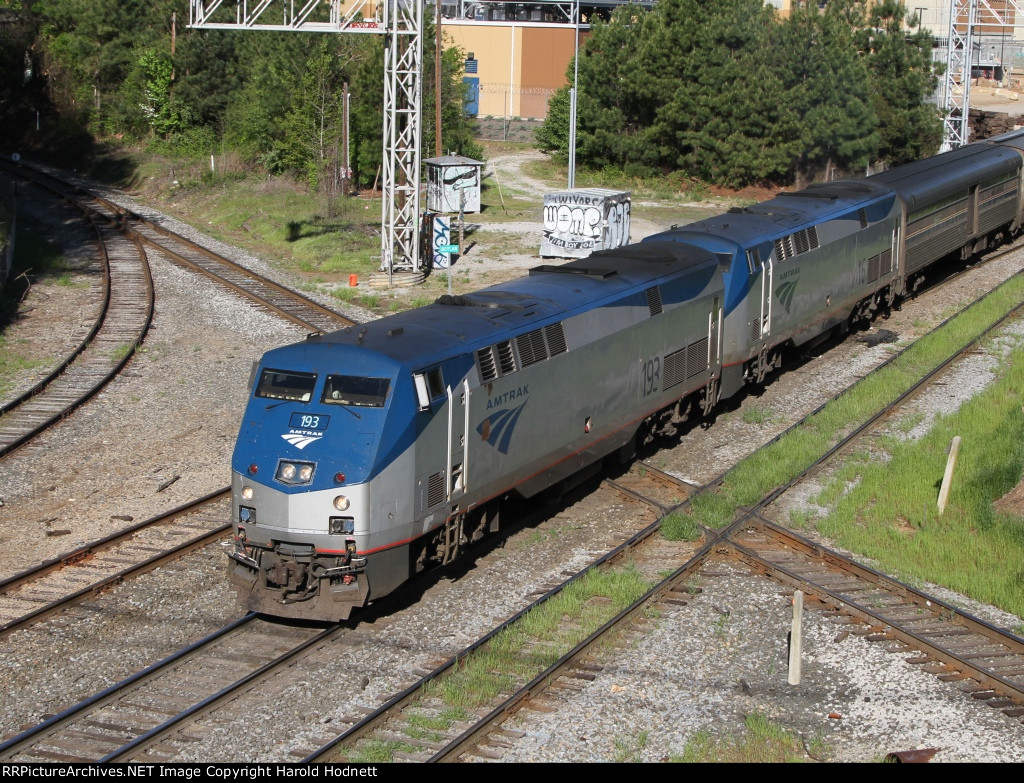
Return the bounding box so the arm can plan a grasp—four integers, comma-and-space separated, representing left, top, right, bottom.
0, 156, 1022, 762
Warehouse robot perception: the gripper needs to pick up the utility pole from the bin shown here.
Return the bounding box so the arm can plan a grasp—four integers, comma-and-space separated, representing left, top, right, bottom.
436, 0, 443, 157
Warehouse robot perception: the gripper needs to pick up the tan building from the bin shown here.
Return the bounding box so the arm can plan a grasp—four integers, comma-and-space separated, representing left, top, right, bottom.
443, 20, 581, 119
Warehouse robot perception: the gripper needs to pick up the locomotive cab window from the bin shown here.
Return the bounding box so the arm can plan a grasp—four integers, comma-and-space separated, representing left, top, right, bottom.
413, 368, 445, 411
255, 369, 317, 402
322, 375, 390, 407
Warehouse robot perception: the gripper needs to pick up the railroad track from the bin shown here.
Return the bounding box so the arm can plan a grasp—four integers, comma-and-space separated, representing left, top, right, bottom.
0, 614, 336, 762
0, 161, 356, 640
300, 278, 1024, 763
0, 458, 697, 763
730, 517, 1024, 717
0, 160, 355, 462
2, 161, 1023, 762
4, 267, 1024, 762
0, 165, 154, 460
129, 219, 353, 335
0, 490, 231, 639
426, 519, 1024, 763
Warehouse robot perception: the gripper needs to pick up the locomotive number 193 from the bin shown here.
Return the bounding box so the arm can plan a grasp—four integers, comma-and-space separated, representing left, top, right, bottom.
641, 356, 661, 397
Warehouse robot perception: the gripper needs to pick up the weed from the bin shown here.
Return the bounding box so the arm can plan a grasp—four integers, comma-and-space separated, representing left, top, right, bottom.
713, 611, 731, 640
661, 511, 701, 542
674, 713, 815, 762
742, 406, 772, 425
0, 335, 44, 398
613, 730, 650, 763
788, 508, 817, 530
111, 343, 135, 362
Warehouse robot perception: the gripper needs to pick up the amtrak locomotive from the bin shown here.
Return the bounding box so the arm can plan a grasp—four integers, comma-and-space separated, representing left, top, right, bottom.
229, 131, 1024, 621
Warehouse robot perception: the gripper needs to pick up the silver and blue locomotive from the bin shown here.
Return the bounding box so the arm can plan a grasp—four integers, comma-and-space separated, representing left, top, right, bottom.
229, 134, 1024, 620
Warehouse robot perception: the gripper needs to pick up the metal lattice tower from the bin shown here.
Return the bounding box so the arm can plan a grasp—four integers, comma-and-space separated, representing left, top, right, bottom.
942, 0, 977, 150
941, 0, 1024, 150
189, 0, 423, 276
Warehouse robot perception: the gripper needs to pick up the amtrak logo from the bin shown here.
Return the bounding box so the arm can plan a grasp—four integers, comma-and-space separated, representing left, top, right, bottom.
775, 279, 798, 313
477, 400, 528, 455
281, 431, 322, 450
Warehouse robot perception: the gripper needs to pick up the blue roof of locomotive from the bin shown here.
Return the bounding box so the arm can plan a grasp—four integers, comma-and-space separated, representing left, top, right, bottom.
299, 240, 721, 370
646, 179, 894, 251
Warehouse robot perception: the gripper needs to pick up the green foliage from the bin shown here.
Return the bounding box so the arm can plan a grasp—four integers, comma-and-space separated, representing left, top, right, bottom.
858, 0, 944, 165
661, 511, 701, 542
551, 0, 938, 187
17, 3, 481, 188
681, 272, 1024, 617
146, 125, 218, 160
423, 31, 486, 162
275, 39, 348, 191
813, 342, 1024, 617
674, 713, 818, 762
535, 85, 572, 161
132, 48, 180, 137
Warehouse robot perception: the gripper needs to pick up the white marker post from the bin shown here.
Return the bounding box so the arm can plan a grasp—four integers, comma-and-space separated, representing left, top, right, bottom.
789, 590, 803, 686
937, 436, 961, 515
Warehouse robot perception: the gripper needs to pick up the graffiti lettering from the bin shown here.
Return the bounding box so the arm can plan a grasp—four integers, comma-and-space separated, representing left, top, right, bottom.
432, 216, 451, 269
540, 191, 631, 259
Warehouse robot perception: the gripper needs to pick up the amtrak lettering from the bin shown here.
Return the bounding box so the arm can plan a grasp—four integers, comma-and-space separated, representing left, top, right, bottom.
774, 266, 800, 314
281, 429, 324, 449
485, 384, 529, 409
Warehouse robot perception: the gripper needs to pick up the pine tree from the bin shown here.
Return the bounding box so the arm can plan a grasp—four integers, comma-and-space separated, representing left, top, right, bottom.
859, 0, 943, 166
773, 0, 878, 184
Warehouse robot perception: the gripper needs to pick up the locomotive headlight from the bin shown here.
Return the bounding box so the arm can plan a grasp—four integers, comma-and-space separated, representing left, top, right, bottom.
241, 486, 254, 500
275, 460, 315, 486
333, 495, 351, 511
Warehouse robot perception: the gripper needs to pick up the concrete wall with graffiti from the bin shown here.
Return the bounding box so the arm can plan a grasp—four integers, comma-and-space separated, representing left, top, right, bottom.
539, 189, 631, 259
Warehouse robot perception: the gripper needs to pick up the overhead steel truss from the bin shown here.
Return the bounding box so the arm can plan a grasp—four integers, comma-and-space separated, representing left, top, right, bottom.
189, 0, 423, 275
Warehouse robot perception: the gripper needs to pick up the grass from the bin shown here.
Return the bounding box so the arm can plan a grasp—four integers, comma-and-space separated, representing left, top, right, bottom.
665, 272, 1024, 618
0, 214, 83, 396
110, 343, 136, 362
0, 335, 44, 398
103, 139, 751, 316
339, 565, 652, 762
742, 405, 773, 425
811, 343, 1024, 617
671, 713, 825, 763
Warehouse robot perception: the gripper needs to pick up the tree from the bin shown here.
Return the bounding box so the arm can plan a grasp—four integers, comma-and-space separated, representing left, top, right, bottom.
535, 83, 571, 161
30, 0, 185, 136
772, 0, 878, 183
430, 41, 485, 162
859, 0, 944, 166
564, 0, 793, 186
277, 39, 348, 191
572, 3, 664, 175
657, 0, 786, 186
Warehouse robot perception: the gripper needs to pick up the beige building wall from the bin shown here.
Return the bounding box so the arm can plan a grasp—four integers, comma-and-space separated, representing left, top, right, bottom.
444, 22, 579, 119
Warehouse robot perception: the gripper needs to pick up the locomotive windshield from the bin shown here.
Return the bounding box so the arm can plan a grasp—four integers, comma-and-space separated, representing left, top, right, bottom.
255, 369, 317, 402
322, 375, 390, 408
